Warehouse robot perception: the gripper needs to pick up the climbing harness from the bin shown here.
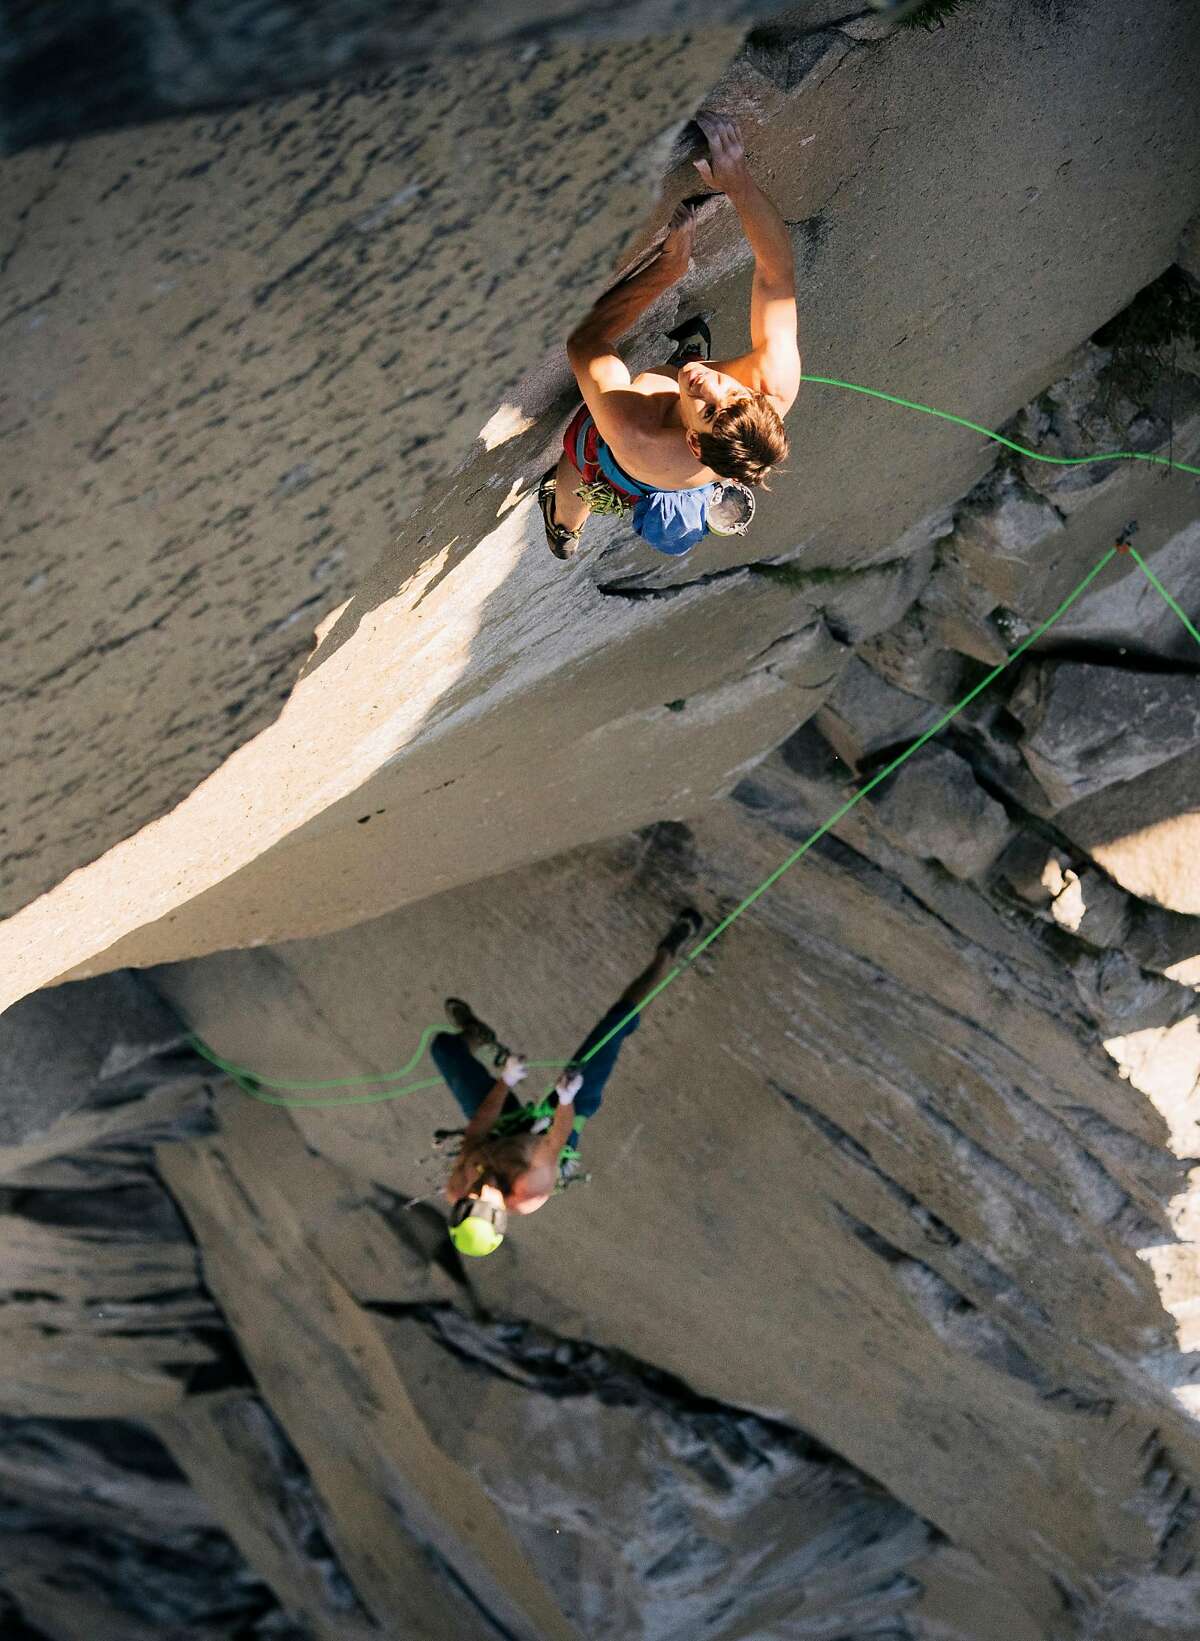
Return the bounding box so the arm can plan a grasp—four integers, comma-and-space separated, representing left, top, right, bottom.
186, 370, 1200, 1110
476, 1095, 589, 1189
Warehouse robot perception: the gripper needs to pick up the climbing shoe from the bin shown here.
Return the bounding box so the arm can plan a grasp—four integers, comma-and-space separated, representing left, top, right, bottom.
445, 998, 500, 1056
538, 467, 583, 560
659, 906, 703, 957
665, 312, 712, 366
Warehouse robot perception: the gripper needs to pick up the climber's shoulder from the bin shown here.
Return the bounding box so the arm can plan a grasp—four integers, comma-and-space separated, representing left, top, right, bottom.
567, 339, 675, 456
716, 347, 801, 418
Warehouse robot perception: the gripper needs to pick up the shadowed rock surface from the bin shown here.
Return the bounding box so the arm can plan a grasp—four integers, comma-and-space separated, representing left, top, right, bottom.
3, 2, 1200, 1637
0, 0, 795, 151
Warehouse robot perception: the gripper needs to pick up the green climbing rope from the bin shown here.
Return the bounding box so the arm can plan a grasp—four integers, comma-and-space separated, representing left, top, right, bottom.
801, 376, 1200, 478
1131, 546, 1200, 647
186, 373, 1200, 1108
190, 1033, 567, 1109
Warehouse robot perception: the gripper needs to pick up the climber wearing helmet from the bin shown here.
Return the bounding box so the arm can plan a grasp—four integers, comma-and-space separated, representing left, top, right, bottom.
436, 907, 703, 1257
539, 111, 801, 560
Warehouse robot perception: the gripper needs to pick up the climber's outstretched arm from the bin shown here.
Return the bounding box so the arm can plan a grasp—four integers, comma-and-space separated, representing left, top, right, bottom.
459, 1077, 509, 1149
536, 1087, 577, 1163
454, 1052, 528, 1159
566, 206, 695, 454
695, 112, 801, 415
442, 1078, 508, 1198
442, 1056, 525, 1202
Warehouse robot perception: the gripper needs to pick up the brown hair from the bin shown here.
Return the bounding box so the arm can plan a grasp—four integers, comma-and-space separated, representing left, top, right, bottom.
696, 395, 788, 488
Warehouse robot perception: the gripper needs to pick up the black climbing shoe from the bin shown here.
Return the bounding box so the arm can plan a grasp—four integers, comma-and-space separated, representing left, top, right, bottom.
445, 998, 499, 1055
659, 906, 703, 957
538, 467, 583, 560
665, 313, 712, 366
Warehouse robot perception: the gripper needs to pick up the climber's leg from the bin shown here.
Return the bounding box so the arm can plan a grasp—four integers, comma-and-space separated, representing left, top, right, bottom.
552, 450, 593, 534
564, 908, 703, 1146
539, 403, 604, 558
538, 453, 590, 559
430, 1031, 499, 1121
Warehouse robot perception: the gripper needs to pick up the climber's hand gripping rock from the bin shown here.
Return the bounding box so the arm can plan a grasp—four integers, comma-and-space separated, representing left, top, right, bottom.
692, 110, 752, 194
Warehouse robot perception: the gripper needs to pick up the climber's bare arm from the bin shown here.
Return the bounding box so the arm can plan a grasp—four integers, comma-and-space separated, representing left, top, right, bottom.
695, 112, 801, 415
443, 1154, 474, 1202
535, 1100, 576, 1164
460, 1078, 510, 1151
566, 206, 696, 454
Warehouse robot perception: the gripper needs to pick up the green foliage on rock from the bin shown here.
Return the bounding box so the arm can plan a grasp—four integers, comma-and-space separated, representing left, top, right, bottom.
1094, 265, 1200, 399
897, 0, 978, 30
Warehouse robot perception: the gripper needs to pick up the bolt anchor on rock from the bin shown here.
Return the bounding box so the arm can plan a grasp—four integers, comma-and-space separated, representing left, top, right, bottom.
1114, 519, 1140, 554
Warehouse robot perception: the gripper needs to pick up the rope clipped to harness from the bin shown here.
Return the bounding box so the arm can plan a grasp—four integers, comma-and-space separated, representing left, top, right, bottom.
487, 1096, 592, 1191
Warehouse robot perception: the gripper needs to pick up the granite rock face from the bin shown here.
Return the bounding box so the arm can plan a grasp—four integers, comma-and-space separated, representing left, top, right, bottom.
0, 24, 741, 924
132, 694, 1200, 1639
1010, 662, 1200, 811
0, 1005, 952, 1639
814, 653, 942, 767
4, 0, 1200, 1002
2, 3, 1200, 1638
868, 744, 1012, 879
0, 969, 185, 1147
1061, 758, 1200, 919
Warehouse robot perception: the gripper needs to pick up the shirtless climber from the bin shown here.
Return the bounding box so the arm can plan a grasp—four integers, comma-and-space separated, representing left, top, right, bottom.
539, 111, 801, 560
434, 907, 702, 1257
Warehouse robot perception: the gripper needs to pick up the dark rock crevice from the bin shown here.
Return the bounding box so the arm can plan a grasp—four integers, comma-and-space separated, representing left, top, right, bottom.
594, 561, 759, 601
768, 1078, 1058, 1336
0, 1411, 308, 1637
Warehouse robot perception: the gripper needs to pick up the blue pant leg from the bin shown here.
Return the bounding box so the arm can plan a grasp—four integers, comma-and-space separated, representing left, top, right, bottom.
566, 1001, 641, 1149
430, 1032, 496, 1121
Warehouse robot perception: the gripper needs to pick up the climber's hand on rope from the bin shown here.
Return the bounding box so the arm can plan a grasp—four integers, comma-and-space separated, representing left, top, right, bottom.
693, 111, 751, 196
499, 1053, 528, 1089
555, 1071, 584, 1106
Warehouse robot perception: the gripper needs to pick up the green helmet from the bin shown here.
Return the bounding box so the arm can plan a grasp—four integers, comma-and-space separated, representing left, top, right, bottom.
449, 1195, 506, 1258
